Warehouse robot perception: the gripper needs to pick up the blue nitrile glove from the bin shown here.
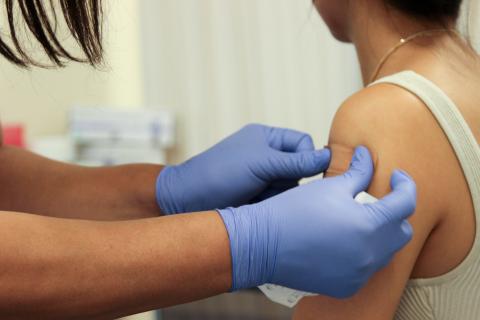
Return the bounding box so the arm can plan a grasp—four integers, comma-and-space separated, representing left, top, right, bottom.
156, 124, 330, 214
218, 146, 416, 298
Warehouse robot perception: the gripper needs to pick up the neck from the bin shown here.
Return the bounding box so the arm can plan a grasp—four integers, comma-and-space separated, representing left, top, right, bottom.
348, 2, 452, 85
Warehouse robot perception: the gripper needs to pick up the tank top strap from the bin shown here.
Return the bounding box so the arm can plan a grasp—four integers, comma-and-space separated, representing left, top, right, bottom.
370, 70, 480, 285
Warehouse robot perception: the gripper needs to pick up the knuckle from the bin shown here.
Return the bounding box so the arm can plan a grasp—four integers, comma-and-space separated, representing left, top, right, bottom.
243, 123, 260, 130
362, 254, 375, 272
354, 251, 375, 276
300, 133, 313, 144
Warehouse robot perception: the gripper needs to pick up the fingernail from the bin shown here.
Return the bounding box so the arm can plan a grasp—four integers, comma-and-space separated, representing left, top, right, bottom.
314, 149, 331, 171
315, 148, 331, 161
355, 146, 368, 159
394, 169, 413, 181
351, 146, 367, 166
401, 220, 414, 238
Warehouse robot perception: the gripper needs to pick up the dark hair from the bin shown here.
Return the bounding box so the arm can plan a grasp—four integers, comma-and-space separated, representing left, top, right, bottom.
386, 0, 463, 23
0, 0, 103, 68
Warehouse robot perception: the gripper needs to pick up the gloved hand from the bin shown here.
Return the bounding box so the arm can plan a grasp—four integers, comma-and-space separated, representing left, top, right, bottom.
218, 146, 416, 298
156, 124, 330, 214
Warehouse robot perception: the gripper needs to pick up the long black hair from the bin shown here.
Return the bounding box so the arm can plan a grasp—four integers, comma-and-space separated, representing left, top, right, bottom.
386, 0, 463, 22
0, 0, 103, 68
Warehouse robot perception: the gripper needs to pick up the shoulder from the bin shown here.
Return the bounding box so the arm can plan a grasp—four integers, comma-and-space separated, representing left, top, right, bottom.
327, 83, 450, 201
327, 82, 454, 219
329, 83, 432, 150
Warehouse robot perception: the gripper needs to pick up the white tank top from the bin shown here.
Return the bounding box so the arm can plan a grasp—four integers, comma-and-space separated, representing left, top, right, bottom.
371, 71, 480, 320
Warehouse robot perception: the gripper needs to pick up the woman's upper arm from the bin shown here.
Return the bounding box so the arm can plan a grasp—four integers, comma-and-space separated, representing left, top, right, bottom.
294, 85, 442, 320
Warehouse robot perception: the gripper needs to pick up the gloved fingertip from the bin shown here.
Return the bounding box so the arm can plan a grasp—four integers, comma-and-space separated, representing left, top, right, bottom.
297, 134, 315, 152
376, 170, 416, 222
342, 146, 374, 194
314, 148, 331, 171
270, 151, 322, 180
391, 170, 417, 196
392, 169, 413, 182
352, 146, 371, 164
349, 146, 373, 175
401, 220, 414, 240
297, 150, 329, 177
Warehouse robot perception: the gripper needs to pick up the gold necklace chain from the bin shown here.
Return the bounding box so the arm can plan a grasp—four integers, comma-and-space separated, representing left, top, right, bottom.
368, 29, 455, 84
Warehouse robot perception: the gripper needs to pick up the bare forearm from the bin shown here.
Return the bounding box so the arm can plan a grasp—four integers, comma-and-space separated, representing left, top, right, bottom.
0, 146, 163, 220
0, 211, 231, 319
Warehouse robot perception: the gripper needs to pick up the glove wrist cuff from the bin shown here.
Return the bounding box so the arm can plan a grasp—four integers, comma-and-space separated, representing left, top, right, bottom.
217, 205, 276, 291
156, 166, 181, 215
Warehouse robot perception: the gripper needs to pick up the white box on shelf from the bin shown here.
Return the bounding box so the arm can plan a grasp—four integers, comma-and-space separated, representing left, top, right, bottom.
68, 106, 174, 165
69, 106, 175, 148
76, 144, 166, 166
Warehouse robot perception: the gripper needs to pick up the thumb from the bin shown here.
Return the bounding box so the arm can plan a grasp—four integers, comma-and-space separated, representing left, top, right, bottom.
373, 170, 417, 223
267, 127, 315, 152
341, 146, 374, 195
268, 148, 331, 180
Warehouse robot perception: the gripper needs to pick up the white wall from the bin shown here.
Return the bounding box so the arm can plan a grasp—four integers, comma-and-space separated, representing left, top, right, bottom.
140, 0, 362, 163
0, 0, 362, 163
0, 1, 144, 142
